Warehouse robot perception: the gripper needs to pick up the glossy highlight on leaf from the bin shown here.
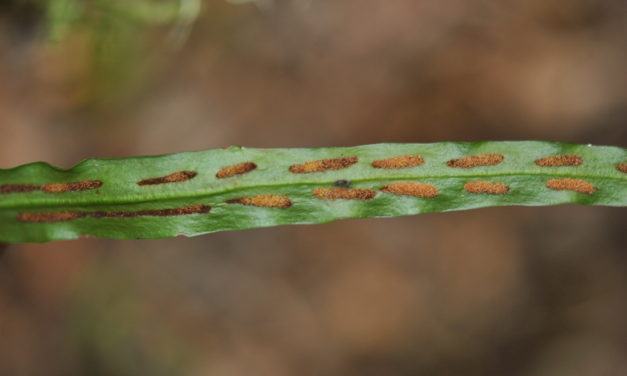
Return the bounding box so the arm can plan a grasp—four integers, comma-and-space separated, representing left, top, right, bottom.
0, 141, 625, 243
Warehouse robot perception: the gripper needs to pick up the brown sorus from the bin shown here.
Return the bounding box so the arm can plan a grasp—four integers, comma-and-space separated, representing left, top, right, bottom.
313, 188, 376, 200
381, 182, 438, 198
226, 195, 293, 208
289, 156, 358, 174
372, 155, 424, 169
535, 155, 583, 167
41, 180, 103, 193
138, 171, 197, 185
464, 181, 510, 195
89, 205, 211, 218
17, 204, 211, 223
546, 178, 595, 194
616, 163, 627, 174
447, 154, 504, 168
17, 211, 85, 222
0, 184, 40, 194
215, 162, 257, 179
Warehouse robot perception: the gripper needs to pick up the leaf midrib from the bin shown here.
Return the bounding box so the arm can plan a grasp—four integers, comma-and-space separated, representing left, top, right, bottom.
1, 170, 624, 210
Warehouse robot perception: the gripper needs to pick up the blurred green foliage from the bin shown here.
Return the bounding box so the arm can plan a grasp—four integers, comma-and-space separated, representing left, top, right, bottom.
37, 0, 198, 41
3, 0, 201, 107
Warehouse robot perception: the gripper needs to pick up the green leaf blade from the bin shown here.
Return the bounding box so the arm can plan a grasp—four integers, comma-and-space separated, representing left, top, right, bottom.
1, 141, 625, 242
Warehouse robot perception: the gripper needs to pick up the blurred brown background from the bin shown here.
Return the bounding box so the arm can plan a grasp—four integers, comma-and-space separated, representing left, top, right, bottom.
1, 0, 626, 375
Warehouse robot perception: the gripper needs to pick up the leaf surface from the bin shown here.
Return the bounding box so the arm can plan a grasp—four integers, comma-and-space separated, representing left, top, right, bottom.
1, 141, 625, 242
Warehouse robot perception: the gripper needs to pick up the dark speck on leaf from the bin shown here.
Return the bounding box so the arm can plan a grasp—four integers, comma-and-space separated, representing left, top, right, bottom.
334, 179, 352, 188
